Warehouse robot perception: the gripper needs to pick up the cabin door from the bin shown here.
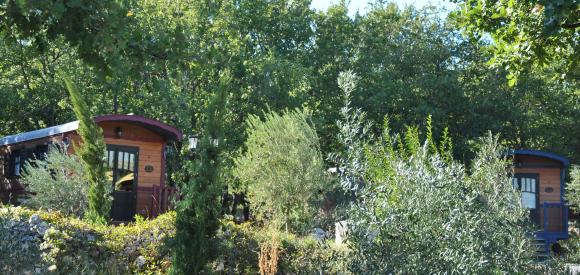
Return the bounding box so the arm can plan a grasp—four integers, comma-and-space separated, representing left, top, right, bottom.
512, 174, 540, 225
106, 145, 139, 221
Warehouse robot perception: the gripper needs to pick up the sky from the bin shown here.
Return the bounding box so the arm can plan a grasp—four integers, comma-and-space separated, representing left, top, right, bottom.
310, 0, 457, 17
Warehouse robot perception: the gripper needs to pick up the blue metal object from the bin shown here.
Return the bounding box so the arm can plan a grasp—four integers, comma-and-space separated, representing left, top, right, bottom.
538, 202, 569, 253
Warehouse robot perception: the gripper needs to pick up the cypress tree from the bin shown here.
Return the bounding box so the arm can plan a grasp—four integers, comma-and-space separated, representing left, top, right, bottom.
172, 71, 230, 274
63, 75, 110, 225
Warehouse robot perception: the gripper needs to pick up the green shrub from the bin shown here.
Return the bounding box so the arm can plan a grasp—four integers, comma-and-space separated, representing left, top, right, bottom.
214, 219, 350, 274
559, 227, 580, 264
346, 133, 536, 273
21, 145, 88, 218
172, 71, 229, 274
234, 109, 332, 233
566, 165, 580, 212
0, 206, 174, 274
331, 72, 535, 273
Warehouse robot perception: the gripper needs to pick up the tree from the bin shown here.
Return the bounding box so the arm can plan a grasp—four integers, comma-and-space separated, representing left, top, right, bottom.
452, 0, 579, 84
0, 0, 130, 73
234, 109, 331, 232
63, 75, 110, 225
21, 145, 88, 218
172, 71, 230, 274
332, 72, 534, 273
567, 166, 580, 212
350, 130, 535, 273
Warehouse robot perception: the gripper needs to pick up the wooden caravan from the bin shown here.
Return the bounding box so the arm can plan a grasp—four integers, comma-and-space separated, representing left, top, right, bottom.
0, 114, 181, 221
508, 150, 570, 248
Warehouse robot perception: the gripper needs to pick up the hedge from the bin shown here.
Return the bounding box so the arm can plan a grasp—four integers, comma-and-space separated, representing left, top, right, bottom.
0, 206, 174, 274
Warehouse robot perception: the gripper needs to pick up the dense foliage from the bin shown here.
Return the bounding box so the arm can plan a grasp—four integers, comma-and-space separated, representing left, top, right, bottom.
234, 109, 331, 232
63, 76, 110, 225
331, 74, 536, 273
21, 146, 88, 218
0, 206, 175, 274
0, 0, 578, 273
350, 134, 535, 273
172, 72, 229, 274
567, 166, 580, 212
214, 220, 351, 274
0, 1, 577, 166
452, 0, 579, 84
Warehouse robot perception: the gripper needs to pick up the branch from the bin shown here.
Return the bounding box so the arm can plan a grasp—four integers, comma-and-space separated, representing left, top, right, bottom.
127, 43, 168, 60
561, 22, 580, 30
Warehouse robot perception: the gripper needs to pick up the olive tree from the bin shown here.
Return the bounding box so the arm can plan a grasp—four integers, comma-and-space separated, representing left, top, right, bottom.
566, 166, 580, 212
234, 109, 331, 233
333, 71, 535, 273
21, 145, 88, 218
347, 132, 536, 273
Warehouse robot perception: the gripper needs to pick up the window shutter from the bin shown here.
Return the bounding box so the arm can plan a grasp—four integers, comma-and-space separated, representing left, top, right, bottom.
7, 151, 17, 178
35, 145, 49, 160
1, 153, 8, 178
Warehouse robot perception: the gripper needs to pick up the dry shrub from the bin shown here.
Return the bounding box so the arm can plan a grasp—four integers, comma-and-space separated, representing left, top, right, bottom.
259, 236, 280, 275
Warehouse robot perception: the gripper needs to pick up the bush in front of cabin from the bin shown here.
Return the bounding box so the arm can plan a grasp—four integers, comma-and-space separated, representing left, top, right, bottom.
213, 219, 351, 274
566, 165, 580, 212
0, 206, 174, 274
331, 72, 535, 273
234, 109, 332, 233
172, 71, 230, 274
21, 145, 88, 218
345, 133, 536, 273
556, 167, 580, 267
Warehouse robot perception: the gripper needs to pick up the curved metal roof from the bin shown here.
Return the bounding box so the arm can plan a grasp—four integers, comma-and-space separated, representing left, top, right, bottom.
0, 121, 79, 146
0, 115, 182, 146
508, 149, 570, 167
95, 114, 182, 141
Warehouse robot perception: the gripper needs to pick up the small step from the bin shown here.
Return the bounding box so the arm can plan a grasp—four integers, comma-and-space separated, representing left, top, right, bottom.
533, 238, 550, 260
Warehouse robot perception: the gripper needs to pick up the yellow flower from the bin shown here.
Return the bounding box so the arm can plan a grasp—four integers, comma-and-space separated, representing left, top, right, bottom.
127, 10, 134, 17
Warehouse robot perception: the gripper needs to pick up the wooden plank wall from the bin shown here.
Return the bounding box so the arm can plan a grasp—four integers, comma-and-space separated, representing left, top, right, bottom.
0, 136, 64, 203
94, 121, 165, 217
0, 121, 168, 218
514, 155, 563, 231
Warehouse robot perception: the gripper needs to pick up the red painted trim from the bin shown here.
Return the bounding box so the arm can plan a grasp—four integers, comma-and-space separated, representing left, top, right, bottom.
95, 114, 182, 141
160, 143, 166, 190
160, 142, 167, 209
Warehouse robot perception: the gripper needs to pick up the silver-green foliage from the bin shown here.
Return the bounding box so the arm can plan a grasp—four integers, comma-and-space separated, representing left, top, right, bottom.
328, 71, 372, 194
21, 145, 88, 218
566, 166, 580, 212
348, 134, 535, 273
234, 109, 330, 232
332, 72, 534, 273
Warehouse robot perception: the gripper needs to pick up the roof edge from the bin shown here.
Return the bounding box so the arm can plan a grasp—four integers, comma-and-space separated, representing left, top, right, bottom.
94, 114, 182, 141
508, 149, 570, 167
0, 115, 182, 146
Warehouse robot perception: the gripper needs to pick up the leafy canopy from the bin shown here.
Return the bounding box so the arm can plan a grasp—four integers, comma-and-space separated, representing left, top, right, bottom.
234, 109, 331, 232
452, 0, 579, 84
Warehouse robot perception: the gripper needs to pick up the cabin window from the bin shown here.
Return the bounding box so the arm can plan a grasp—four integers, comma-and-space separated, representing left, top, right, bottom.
105, 146, 138, 193
10, 151, 22, 177
512, 176, 538, 209
34, 145, 49, 160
